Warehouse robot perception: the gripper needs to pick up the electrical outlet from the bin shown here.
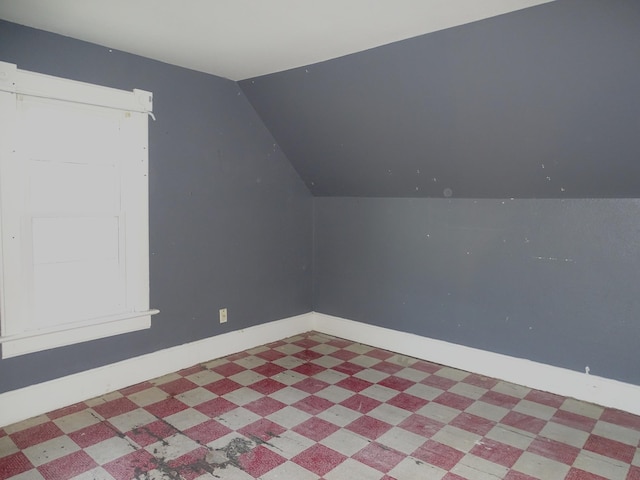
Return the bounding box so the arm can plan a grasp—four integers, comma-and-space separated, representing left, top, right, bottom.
219, 308, 227, 324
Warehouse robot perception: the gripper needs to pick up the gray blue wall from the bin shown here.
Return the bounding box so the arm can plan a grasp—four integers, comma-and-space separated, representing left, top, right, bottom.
240, 0, 640, 385
314, 198, 640, 384
0, 20, 313, 394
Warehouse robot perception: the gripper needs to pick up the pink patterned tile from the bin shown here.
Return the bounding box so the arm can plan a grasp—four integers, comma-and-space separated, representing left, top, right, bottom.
252, 362, 286, 378
462, 373, 499, 390
293, 417, 340, 442
240, 444, 287, 477
352, 442, 405, 473
166, 447, 210, 480
551, 409, 597, 433
583, 434, 636, 463
177, 364, 205, 377
398, 414, 444, 438
470, 438, 523, 468
450, 412, 495, 436
92, 397, 138, 419
412, 439, 464, 470
627, 465, 640, 480
442, 474, 468, 480
239, 418, 286, 443
335, 376, 373, 393
6, 332, 640, 480
120, 381, 154, 397
365, 348, 395, 361
0, 452, 33, 480
293, 338, 321, 349
211, 362, 246, 377
294, 349, 324, 362
292, 377, 330, 394
479, 390, 520, 409
144, 397, 189, 418
291, 444, 347, 476
410, 360, 441, 374
378, 376, 415, 392
526, 436, 580, 465
68, 422, 118, 448
225, 351, 249, 361
504, 471, 539, 480
329, 349, 359, 361
501, 411, 547, 435
37, 450, 97, 480
421, 375, 456, 390
255, 349, 286, 361
249, 378, 286, 395
292, 395, 334, 415
194, 397, 238, 418
433, 392, 475, 411
565, 468, 610, 480
371, 361, 404, 375
10, 421, 65, 449
346, 415, 393, 440
524, 390, 565, 408
326, 338, 353, 348
243, 396, 286, 417
183, 419, 232, 444
386, 393, 429, 412
203, 378, 242, 395
46, 402, 88, 420
157, 378, 199, 396
126, 419, 178, 447
102, 449, 156, 480
332, 361, 365, 376
600, 408, 640, 432
340, 393, 382, 414
293, 362, 326, 376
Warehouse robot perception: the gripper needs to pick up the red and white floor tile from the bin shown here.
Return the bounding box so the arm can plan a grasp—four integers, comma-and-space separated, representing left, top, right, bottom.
1, 332, 639, 479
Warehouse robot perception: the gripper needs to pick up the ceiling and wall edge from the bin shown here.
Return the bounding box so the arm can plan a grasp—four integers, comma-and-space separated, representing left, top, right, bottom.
239, 0, 640, 199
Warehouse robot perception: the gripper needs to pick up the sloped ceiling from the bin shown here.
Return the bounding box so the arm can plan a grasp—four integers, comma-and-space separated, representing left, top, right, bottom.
240, 0, 640, 198
0, 0, 551, 80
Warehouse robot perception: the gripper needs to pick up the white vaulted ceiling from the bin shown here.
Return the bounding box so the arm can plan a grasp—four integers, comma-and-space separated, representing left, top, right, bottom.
0, 0, 553, 80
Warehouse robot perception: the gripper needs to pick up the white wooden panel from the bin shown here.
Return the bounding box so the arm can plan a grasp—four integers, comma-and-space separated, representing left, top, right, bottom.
33, 260, 122, 329
31, 216, 123, 329
18, 98, 121, 165
32, 217, 119, 265
29, 161, 119, 214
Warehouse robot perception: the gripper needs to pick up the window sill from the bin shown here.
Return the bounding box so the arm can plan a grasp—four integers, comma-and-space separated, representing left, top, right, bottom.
0, 309, 159, 358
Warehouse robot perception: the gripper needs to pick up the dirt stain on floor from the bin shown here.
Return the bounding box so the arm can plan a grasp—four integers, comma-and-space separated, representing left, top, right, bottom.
133, 437, 261, 479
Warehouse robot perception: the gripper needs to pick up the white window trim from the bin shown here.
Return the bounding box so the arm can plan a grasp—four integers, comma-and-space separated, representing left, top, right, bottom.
0, 62, 158, 358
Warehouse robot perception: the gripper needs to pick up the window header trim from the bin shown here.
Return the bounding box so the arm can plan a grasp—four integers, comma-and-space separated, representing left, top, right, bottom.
0, 62, 152, 114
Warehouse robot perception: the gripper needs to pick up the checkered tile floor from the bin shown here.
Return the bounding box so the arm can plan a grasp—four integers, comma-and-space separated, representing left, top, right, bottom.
2, 332, 640, 479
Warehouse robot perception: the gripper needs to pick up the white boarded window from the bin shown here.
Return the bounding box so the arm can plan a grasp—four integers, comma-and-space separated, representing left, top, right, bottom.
0, 62, 158, 358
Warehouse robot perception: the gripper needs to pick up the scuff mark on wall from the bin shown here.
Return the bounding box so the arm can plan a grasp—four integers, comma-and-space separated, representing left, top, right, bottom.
533, 256, 574, 263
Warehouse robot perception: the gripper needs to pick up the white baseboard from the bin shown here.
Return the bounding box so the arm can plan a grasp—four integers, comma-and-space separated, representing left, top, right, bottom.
3, 311, 640, 428
311, 312, 640, 416
0, 312, 313, 428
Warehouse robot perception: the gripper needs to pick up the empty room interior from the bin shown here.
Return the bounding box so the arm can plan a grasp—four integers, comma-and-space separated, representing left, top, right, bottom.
1, 1, 640, 479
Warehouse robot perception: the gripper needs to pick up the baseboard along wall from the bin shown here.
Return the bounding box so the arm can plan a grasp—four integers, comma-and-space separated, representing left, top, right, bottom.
1, 311, 639, 428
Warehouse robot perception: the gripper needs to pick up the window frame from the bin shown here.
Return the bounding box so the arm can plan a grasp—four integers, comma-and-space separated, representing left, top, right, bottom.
0, 61, 158, 358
